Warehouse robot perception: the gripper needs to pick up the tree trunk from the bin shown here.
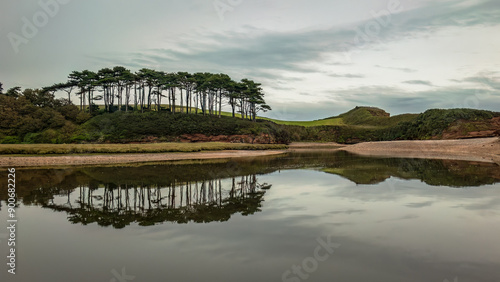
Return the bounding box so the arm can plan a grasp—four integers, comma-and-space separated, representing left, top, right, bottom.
158, 89, 162, 111
203, 92, 207, 115
195, 92, 199, 115
134, 83, 137, 111
88, 89, 92, 113
171, 88, 176, 114
186, 88, 190, 114
218, 90, 222, 118
180, 88, 187, 114
141, 84, 145, 113
147, 86, 152, 110
231, 98, 235, 118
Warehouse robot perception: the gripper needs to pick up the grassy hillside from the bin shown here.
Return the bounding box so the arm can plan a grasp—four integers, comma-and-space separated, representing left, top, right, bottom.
258, 116, 345, 127
259, 106, 418, 128
271, 107, 500, 143
73, 111, 290, 143
337, 107, 418, 127
1, 91, 498, 146
380, 108, 500, 140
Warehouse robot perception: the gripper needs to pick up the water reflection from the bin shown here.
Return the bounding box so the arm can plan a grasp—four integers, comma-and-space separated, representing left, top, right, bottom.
320, 154, 500, 186
45, 175, 269, 228
0, 151, 499, 281
0, 151, 499, 228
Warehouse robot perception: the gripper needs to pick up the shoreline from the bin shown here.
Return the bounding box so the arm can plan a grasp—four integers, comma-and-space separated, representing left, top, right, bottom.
340, 137, 500, 164
1, 137, 499, 168
0, 150, 286, 168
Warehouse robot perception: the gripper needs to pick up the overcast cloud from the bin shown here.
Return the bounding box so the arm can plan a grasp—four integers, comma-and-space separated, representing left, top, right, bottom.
1, 0, 499, 120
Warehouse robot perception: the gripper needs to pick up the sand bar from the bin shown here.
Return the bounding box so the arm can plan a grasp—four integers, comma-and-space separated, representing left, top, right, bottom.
2, 138, 499, 168
0, 150, 286, 168
341, 137, 500, 164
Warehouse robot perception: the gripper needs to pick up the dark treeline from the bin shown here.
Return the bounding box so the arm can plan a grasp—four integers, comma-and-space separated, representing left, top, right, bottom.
0, 84, 90, 144
0, 79, 288, 144
0, 68, 278, 143
44, 66, 271, 121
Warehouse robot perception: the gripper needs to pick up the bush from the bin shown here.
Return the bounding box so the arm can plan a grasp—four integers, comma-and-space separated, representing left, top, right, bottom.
78, 111, 286, 143
23, 133, 41, 144
379, 108, 499, 140
1, 136, 22, 144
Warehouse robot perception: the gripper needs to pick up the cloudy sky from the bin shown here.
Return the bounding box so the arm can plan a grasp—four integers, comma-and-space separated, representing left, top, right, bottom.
1, 0, 499, 120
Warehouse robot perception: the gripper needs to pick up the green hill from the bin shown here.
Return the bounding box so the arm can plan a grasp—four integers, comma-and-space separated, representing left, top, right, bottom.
261, 107, 500, 143
1, 89, 499, 145
259, 106, 418, 128
380, 108, 500, 140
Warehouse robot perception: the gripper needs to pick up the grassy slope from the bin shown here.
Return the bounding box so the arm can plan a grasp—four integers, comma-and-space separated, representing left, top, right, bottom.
5, 104, 496, 145
274, 107, 499, 143
258, 117, 345, 127
259, 107, 418, 128
100, 104, 412, 128
380, 108, 500, 140
79, 106, 499, 144
149, 105, 395, 127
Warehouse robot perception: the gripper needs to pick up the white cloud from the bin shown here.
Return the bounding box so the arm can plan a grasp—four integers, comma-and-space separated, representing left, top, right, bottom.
1, 0, 499, 119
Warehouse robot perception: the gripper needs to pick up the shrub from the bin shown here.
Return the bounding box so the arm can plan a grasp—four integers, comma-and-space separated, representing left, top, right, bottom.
0, 136, 22, 144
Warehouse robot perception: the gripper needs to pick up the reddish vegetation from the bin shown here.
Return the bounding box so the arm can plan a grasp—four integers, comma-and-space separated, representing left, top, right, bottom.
439, 117, 500, 139
366, 107, 390, 117
180, 133, 276, 144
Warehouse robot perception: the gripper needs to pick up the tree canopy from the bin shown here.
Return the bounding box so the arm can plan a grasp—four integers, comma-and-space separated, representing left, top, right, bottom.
46, 66, 271, 120
0, 87, 89, 143
0, 70, 278, 144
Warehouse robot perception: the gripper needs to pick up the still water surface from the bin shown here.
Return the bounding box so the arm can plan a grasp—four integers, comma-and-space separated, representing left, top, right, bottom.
1, 151, 499, 282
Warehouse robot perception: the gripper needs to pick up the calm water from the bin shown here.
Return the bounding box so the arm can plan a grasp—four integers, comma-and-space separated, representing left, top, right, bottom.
1, 151, 500, 282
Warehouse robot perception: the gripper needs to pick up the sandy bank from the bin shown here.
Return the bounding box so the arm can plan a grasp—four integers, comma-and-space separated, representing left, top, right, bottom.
0, 150, 286, 168
2, 138, 499, 168
341, 137, 500, 164
288, 142, 346, 149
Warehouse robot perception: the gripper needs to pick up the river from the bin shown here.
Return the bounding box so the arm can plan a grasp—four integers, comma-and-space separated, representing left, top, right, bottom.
1, 151, 499, 281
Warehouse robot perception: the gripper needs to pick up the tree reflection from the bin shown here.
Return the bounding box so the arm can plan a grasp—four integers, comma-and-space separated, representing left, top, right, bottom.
1, 150, 499, 217
44, 175, 269, 228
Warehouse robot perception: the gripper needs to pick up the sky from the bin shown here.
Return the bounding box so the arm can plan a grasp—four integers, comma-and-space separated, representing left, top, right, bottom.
1, 0, 499, 120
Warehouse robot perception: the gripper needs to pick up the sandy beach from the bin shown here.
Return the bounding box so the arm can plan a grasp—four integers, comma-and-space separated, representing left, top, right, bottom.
340, 137, 500, 164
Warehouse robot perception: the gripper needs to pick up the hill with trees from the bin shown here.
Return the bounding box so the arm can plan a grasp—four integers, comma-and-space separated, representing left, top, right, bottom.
1, 67, 285, 144
1, 68, 499, 145
282, 106, 500, 143
43, 66, 270, 120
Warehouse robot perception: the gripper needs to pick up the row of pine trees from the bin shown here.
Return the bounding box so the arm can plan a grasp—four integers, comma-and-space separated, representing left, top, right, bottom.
44, 66, 271, 121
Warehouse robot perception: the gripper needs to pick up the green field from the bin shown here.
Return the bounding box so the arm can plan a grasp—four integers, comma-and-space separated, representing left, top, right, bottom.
0, 142, 288, 155
257, 117, 345, 127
